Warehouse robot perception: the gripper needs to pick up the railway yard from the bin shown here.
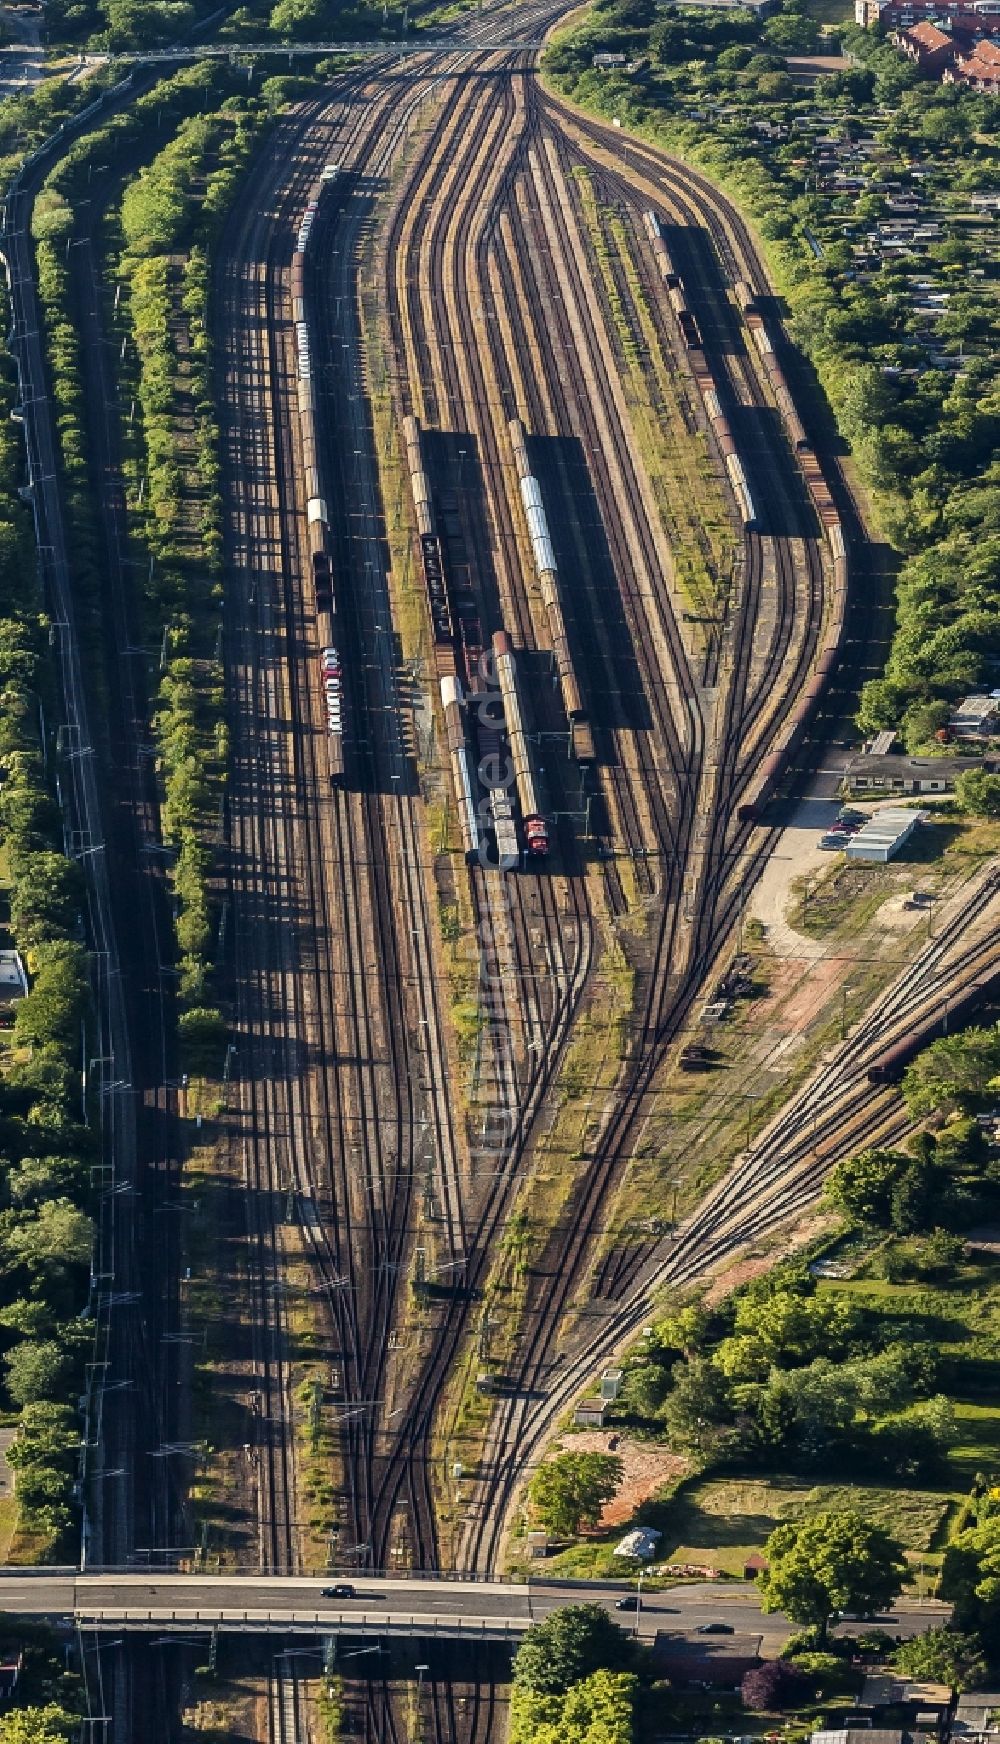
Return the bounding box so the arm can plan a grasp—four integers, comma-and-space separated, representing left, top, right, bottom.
3, 0, 1000, 1738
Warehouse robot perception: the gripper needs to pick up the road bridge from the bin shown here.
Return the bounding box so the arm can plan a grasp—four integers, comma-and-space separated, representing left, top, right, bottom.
0, 1572, 949, 1644
78, 37, 544, 64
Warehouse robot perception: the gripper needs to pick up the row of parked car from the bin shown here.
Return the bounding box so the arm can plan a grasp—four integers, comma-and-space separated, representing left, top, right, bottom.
819, 806, 866, 851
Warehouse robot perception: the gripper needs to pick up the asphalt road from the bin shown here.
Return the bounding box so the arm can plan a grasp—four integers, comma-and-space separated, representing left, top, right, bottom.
0, 1572, 950, 1644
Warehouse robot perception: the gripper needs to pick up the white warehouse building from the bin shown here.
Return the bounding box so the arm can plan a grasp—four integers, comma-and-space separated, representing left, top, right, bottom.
845, 807, 922, 863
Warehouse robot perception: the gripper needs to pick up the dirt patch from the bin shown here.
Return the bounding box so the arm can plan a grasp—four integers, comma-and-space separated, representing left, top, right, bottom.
777, 952, 850, 1031
553, 1431, 688, 1526
701, 1210, 836, 1305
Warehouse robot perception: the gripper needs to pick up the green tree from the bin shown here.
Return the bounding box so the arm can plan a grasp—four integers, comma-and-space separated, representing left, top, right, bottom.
824, 1148, 909, 1227
662, 1356, 733, 1451
0, 1707, 77, 1743
956, 769, 1000, 819
4, 1339, 72, 1406
178, 1004, 227, 1074
528, 1453, 623, 1538
903, 1028, 1000, 1116
758, 1511, 906, 1641
12, 941, 89, 1054
510, 1669, 638, 1744
0, 1199, 94, 1285
893, 1627, 988, 1690
513, 1606, 632, 1697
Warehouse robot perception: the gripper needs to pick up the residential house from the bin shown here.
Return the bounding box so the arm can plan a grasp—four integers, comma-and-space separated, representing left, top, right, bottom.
892, 20, 956, 66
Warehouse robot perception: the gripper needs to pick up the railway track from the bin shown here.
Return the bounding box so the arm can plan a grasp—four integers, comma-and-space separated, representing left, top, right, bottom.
367, 57, 849, 1573
21, 8, 996, 1738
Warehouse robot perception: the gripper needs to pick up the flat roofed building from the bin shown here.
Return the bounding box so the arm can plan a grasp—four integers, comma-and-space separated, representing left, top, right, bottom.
0, 951, 27, 1008
845, 806, 922, 862
950, 695, 1000, 736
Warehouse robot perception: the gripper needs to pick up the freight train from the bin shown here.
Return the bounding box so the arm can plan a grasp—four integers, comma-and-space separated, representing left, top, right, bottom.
493, 631, 550, 856
867, 973, 999, 1084
731, 280, 850, 823
507, 419, 596, 766
402, 414, 484, 861
291, 163, 344, 786
643, 211, 756, 528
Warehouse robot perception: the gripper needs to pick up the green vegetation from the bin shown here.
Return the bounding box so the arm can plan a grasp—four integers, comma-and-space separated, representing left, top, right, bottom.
511, 1607, 639, 1744
31, 67, 305, 1059
529, 1452, 624, 1538
0, 1709, 77, 1744
893, 1626, 988, 1689
0, 275, 103, 1560
544, 0, 1000, 759
758, 1509, 906, 1641
510, 1668, 638, 1744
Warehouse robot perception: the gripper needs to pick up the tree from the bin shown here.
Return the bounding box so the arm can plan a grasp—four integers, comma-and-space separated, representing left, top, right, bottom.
741, 1660, 803, 1710
956, 769, 1000, 819
12, 941, 89, 1054
903, 1028, 1000, 1116
509, 1669, 637, 1744
662, 1356, 733, 1451
757, 1511, 906, 1642
4, 1339, 72, 1406
513, 1606, 632, 1698
893, 1627, 988, 1691
824, 1149, 910, 1227
178, 1004, 227, 1074
0, 1708, 77, 1744
8, 852, 83, 948
0, 1199, 94, 1286
528, 1453, 623, 1538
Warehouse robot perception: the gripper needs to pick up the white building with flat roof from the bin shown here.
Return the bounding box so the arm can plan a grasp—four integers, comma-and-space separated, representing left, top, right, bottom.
845, 806, 922, 862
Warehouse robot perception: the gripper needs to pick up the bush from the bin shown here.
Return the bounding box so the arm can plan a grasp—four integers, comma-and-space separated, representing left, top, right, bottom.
178, 1005, 227, 1075
741, 1659, 804, 1710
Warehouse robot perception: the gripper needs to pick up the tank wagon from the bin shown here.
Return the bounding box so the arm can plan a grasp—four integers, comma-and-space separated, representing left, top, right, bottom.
867, 974, 999, 1084
643, 211, 755, 528
730, 282, 850, 823
291, 163, 344, 786
507, 419, 595, 765
493, 630, 550, 857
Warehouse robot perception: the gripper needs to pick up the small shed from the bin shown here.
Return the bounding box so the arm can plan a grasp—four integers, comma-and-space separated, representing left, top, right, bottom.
845, 806, 921, 863
863, 1675, 953, 1716
574, 1399, 607, 1429
600, 1369, 623, 1401
812, 1730, 907, 1744
743, 1551, 769, 1580
952, 1694, 1000, 1741
0, 1655, 22, 1706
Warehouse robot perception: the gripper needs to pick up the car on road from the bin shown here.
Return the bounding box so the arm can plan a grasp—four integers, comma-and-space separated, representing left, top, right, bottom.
819, 835, 846, 850
615, 1595, 639, 1611
695, 1622, 734, 1634
322, 1584, 356, 1599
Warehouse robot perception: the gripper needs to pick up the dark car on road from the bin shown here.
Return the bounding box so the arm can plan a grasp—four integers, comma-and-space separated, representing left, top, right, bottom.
615, 1595, 639, 1611
322, 1584, 356, 1599
696, 1622, 734, 1634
